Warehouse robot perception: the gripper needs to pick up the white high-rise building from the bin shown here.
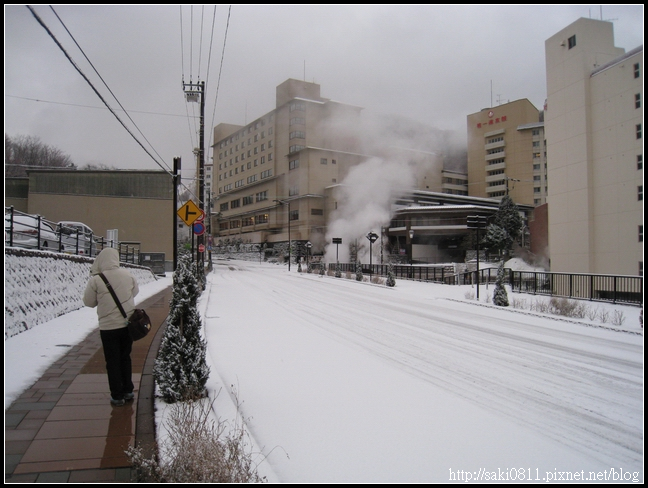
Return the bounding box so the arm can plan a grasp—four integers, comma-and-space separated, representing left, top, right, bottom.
545, 18, 643, 275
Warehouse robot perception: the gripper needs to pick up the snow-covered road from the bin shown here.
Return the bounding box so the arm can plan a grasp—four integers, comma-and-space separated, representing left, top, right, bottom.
201, 260, 643, 482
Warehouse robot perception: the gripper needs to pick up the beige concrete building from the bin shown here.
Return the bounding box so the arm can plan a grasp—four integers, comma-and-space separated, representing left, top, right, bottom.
210, 79, 459, 256
23, 170, 175, 262
467, 99, 547, 206
544, 18, 643, 275
212, 79, 364, 253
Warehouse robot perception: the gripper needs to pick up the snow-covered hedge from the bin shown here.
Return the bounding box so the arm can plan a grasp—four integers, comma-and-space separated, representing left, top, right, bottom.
4, 248, 157, 340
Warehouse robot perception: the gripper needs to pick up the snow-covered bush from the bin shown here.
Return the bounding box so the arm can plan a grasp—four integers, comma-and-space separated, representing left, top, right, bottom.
386, 262, 396, 287
493, 261, 509, 307
355, 261, 363, 281
154, 254, 210, 403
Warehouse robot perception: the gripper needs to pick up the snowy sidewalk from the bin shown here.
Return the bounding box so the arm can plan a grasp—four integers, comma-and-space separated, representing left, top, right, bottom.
5, 285, 172, 483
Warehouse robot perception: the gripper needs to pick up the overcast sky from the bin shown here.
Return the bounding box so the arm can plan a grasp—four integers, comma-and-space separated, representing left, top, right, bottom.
4, 5, 644, 180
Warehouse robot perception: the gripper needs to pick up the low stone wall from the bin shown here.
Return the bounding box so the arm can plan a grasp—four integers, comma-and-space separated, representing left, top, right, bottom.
4, 248, 157, 340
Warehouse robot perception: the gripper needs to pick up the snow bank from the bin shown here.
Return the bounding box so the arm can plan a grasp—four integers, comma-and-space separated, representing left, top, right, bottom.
4, 248, 158, 340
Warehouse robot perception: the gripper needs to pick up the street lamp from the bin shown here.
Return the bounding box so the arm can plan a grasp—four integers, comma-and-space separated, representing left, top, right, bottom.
306, 241, 312, 267
366, 231, 379, 278
274, 199, 291, 271
408, 229, 414, 266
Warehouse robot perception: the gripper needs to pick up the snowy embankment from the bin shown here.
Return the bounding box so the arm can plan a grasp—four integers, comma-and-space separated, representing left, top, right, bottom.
4, 247, 158, 340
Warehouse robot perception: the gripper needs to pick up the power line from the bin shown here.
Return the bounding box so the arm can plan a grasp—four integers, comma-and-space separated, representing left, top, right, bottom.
25, 6, 173, 176
5, 94, 196, 119
48, 5, 170, 173
207, 5, 232, 157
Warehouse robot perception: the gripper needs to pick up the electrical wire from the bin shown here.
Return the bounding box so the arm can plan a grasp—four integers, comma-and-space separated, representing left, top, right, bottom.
25, 6, 173, 176
48, 6, 170, 173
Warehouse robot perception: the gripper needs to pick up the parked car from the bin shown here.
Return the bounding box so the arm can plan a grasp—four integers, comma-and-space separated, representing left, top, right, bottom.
5, 214, 62, 251
56, 221, 97, 256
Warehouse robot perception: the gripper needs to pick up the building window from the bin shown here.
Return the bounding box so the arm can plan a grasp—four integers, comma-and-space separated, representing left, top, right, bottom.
289, 101, 305, 112
320, 158, 327, 164
311, 208, 323, 216
256, 214, 269, 224
289, 159, 299, 170
220, 202, 229, 212
289, 209, 299, 221
289, 131, 306, 140
289, 186, 299, 196
638, 154, 643, 170
487, 136, 504, 144
635, 93, 641, 109
640, 225, 643, 242
634, 63, 640, 78
290, 117, 305, 126
256, 191, 268, 202
332, 159, 337, 165
637, 124, 642, 139
568, 35, 576, 49
639, 186, 643, 201
243, 195, 254, 205
242, 217, 254, 227
261, 169, 272, 179
230, 199, 240, 209
230, 220, 240, 229
247, 175, 257, 184
289, 145, 305, 154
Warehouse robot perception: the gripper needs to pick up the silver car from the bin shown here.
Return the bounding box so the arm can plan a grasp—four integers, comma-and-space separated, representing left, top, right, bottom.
56, 221, 97, 256
5, 214, 62, 251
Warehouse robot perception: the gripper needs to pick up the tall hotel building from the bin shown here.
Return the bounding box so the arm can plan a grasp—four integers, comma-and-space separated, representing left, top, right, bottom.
211, 79, 364, 249
466, 98, 547, 207
544, 18, 643, 275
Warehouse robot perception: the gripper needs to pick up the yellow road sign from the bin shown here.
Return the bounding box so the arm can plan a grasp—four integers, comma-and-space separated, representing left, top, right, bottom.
177, 200, 202, 226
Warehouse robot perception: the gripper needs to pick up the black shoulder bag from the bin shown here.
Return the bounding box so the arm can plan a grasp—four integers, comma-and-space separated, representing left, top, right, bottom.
98, 273, 151, 341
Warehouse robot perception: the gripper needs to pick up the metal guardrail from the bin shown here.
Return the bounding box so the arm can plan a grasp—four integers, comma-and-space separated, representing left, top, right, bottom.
4, 206, 140, 264
329, 262, 643, 306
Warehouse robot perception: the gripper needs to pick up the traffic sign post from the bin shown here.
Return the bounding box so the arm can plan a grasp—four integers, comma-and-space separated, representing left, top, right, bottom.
332, 237, 342, 263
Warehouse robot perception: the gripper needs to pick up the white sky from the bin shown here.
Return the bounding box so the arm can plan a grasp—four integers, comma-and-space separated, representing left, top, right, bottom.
4, 5, 644, 180
5, 259, 643, 482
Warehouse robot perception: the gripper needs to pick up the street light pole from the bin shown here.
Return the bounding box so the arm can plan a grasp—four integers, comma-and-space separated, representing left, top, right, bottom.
366, 231, 378, 279
467, 215, 488, 301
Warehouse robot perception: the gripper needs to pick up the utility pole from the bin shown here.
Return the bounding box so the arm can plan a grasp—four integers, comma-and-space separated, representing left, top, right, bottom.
183, 80, 205, 269
173, 157, 181, 271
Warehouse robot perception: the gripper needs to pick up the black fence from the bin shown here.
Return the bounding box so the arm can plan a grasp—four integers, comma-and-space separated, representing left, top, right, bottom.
329, 262, 643, 307
4, 206, 140, 264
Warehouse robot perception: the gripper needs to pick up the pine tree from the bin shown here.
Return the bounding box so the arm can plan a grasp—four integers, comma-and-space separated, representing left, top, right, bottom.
493, 261, 509, 307
355, 261, 363, 281
386, 262, 396, 287
154, 254, 210, 403
335, 262, 341, 278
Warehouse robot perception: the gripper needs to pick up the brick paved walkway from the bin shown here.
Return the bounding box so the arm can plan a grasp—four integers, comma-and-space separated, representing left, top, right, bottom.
5, 286, 171, 483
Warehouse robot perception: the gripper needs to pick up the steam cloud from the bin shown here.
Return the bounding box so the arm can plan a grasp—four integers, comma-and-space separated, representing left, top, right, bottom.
323, 113, 464, 263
